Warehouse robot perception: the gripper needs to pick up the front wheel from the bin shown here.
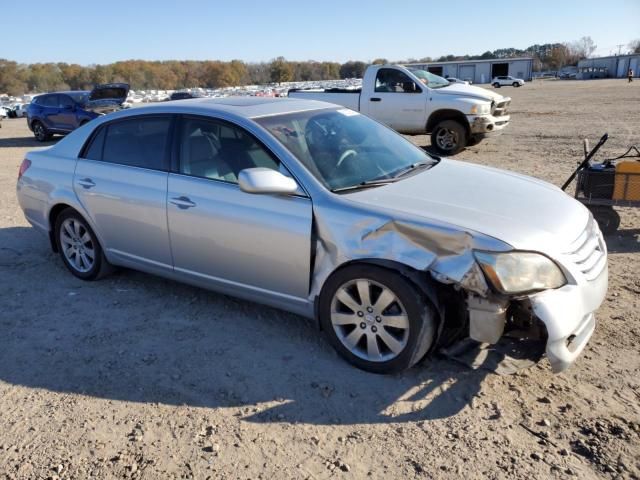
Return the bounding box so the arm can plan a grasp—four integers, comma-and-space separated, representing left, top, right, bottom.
319, 265, 437, 374
431, 120, 467, 156
512, 82, 520, 87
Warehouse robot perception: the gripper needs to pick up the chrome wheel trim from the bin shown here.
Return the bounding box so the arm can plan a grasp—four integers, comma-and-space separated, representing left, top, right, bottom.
435, 128, 458, 150
330, 278, 410, 362
60, 218, 95, 273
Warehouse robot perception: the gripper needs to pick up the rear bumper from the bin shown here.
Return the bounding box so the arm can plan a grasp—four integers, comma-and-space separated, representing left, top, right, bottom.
530, 264, 608, 373
468, 114, 510, 136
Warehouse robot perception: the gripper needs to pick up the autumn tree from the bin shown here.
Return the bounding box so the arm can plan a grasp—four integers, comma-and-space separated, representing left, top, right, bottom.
269, 57, 293, 84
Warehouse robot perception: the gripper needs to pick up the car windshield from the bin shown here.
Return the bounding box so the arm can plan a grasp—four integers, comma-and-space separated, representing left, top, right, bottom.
255, 108, 438, 191
406, 68, 450, 89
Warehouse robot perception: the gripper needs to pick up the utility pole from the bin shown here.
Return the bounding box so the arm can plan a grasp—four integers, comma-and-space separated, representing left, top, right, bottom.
616, 44, 624, 56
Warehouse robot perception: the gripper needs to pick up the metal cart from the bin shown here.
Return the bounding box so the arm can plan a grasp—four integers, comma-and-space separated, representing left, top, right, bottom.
561, 133, 640, 234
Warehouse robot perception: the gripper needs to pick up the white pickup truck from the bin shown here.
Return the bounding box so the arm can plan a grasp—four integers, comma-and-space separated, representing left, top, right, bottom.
289, 64, 511, 155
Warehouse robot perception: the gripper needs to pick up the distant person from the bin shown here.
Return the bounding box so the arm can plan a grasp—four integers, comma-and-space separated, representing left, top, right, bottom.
629, 68, 634, 83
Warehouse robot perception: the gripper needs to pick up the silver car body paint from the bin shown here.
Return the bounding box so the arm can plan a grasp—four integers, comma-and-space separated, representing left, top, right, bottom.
16, 97, 608, 372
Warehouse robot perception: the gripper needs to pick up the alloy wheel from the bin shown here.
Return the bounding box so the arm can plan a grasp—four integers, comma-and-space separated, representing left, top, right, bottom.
330, 278, 410, 362
435, 127, 458, 151
59, 218, 95, 273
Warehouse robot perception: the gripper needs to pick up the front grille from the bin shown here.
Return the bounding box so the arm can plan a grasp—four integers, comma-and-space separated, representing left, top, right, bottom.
493, 99, 510, 117
564, 217, 607, 281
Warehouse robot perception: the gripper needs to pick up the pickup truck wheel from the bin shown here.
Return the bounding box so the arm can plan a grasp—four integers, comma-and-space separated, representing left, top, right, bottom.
32, 121, 52, 142
319, 265, 437, 374
431, 120, 467, 156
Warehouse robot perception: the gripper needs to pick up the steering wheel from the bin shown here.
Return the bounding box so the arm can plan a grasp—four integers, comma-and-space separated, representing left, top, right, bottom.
336, 149, 358, 170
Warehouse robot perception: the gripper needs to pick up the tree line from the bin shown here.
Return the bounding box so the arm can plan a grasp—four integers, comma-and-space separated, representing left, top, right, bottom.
1, 37, 637, 96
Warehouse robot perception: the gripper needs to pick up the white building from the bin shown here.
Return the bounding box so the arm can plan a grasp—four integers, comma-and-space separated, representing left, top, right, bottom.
404, 57, 533, 84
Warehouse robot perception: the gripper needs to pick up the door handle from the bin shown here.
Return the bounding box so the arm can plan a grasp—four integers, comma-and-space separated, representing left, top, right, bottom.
170, 196, 196, 209
370, 97, 382, 102
77, 178, 95, 189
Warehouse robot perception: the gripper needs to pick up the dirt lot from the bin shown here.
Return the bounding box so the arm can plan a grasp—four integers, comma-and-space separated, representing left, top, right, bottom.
0, 79, 639, 480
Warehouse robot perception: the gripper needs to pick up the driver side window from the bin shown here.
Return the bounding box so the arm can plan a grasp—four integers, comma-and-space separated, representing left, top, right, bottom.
375, 69, 421, 93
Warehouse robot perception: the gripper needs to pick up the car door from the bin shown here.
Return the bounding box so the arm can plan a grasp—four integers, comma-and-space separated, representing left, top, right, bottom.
365, 68, 426, 134
74, 115, 174, 275
167, 115, 313, 306
55, 94, 78, 131
38, 95, 60, 129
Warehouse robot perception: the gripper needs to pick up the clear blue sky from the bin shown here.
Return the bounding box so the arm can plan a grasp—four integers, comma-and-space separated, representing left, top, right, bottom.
4, 0, 639, 64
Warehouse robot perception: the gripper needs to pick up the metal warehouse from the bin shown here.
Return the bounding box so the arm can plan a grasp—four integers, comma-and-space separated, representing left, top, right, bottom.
405, 57, 533, 84
577, 54, 640, 79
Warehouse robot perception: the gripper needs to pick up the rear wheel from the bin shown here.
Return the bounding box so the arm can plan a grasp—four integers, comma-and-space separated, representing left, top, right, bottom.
319, 265, 437, 374
54, 208, 112, 280
493, 82, 501, 88
32, 121, 52, 142
431, 120, 467, 156
589, 205, 620, 235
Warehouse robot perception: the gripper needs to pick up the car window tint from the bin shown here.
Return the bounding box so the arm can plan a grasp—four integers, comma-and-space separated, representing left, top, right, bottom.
179, 117, 279, 183
102, 117, 170, 170
84, 127, 106, 161
58, 95, 74, 108
41, 95, 58, 107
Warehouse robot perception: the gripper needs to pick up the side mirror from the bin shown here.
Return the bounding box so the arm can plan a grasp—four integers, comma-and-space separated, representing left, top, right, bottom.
238, 167, 298, 195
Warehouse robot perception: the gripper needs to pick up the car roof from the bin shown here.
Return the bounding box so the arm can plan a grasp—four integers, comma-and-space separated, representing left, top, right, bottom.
110, 97, 334, 119
38, 91, 88, 97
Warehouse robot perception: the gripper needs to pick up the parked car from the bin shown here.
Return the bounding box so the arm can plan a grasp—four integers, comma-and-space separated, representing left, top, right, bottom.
446, 77, 470, 85
289, 64, 511, 155
6, 103, 27, 118
492, 76, 525, 88
169, 91, 203, 101
16, 98, 607, 375
26, 83, 129, 141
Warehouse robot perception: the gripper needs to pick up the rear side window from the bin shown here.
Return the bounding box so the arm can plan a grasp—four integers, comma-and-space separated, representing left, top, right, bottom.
40, 95, 58, 107
84, 127, 106, 161
91, 117, 171, 170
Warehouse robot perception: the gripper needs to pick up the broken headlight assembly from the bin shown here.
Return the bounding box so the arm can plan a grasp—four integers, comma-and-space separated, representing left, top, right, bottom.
474, 251, 566, 295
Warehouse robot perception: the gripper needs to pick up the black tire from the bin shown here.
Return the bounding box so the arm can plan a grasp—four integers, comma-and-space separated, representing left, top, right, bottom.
493, 82, 501, 88
430, 120, 467, 156
589, 206, 620, 235
319, 265, 437, 374
512, 82, 520, 87
32, 120, 52, 142
54, 208, 112, 280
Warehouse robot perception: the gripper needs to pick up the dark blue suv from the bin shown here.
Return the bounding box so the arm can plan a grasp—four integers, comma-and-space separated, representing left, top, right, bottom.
27, 83, 129, 141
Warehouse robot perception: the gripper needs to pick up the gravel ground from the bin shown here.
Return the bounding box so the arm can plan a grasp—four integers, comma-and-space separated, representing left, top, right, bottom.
0, 79, 639, 480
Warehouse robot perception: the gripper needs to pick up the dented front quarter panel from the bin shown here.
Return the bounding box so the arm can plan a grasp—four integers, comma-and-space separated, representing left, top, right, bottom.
308, 198, 511, 301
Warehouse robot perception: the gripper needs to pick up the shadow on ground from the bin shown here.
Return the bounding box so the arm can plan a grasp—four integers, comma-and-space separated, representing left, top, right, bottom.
0, 136, 58, 148
606, 228, 640, 254
0, 226, 490, 426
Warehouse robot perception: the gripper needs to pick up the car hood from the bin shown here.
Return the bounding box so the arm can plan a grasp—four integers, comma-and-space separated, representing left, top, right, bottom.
435, 83, 507, 103
88, 83, 130, 103
347, 159, 589, 253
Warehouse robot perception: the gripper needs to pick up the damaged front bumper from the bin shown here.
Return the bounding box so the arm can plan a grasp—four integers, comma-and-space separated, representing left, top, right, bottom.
529, 263, 607, 372
468, 114, 510, 136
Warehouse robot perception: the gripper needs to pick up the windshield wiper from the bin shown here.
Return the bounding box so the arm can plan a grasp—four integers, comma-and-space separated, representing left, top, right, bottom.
389, 160, 437, 179
331, 178, 396, 193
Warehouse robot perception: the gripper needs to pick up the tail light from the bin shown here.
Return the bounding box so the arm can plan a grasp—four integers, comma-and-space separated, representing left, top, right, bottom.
18, 159, 31, 179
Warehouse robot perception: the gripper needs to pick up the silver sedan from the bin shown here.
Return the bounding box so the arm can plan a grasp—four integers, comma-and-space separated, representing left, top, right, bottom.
16, 98, 607, 374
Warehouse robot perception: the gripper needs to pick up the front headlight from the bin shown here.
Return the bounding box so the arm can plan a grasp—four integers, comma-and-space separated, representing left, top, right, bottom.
469, 103, 491, 115
474, 251, 566, 294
